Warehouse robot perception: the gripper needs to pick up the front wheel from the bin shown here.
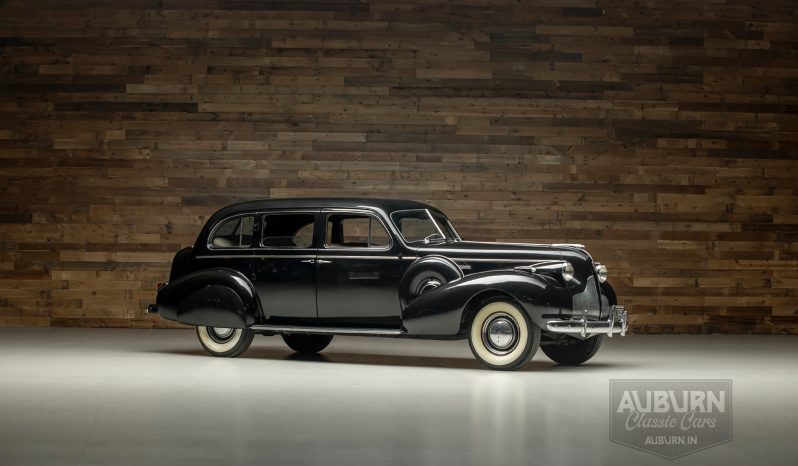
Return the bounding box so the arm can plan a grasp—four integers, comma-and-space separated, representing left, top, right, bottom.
196, 326, 254, 357
282, 334, 333, 354
542, 335, 604, 365
468, 299, 540, 371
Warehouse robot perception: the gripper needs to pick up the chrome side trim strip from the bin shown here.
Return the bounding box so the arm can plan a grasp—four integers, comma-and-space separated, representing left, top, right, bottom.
552, 243, 586, 249
418, 248, 554, 255
197, 254, 416, 261
196, 254, 317, 260
317, 255, 398, 260
195, 255, 256, 259
250, 325, 404, 336
443, 257, 542, 263
197, 254, 549, 264
252, 255, 316, 259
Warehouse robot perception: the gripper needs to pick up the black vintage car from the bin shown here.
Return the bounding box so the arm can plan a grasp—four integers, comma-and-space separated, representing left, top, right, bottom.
149, 198, 627, 370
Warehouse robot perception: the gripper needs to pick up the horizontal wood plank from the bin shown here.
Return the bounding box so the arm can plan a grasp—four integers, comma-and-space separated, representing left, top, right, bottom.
0, 0, 796, 333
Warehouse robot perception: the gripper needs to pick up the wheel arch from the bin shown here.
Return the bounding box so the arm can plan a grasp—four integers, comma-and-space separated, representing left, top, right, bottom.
458, 289, 524, 336
402, 269, 560, 336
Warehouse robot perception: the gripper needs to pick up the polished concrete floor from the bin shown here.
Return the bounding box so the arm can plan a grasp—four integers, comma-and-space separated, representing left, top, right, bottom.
0, 328, 796, 466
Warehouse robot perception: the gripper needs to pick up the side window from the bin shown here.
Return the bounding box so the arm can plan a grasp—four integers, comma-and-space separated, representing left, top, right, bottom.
210, 216, 254, 248
262, 213, 315, 248
326, 214, 390, 248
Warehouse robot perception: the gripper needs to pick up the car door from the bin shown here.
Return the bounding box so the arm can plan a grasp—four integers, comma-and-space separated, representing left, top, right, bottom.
315, 210, 404, 329
252, 210, 319, 322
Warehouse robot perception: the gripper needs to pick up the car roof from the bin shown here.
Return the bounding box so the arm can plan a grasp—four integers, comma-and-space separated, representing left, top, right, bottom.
205, 197, 440, 224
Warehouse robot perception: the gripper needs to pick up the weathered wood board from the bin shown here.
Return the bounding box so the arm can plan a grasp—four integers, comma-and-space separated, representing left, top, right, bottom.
1, 0, 796, 333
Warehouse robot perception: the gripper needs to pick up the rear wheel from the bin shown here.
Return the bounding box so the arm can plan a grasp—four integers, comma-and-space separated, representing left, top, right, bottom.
196, 326, 254, 357
282, 334, 334, 354
542, 335, 604, 365
468, 299, 540, 371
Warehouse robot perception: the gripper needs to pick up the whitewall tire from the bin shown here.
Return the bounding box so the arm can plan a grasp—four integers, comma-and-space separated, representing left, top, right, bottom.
468, 300, 540, 371
196, 326, 255, 357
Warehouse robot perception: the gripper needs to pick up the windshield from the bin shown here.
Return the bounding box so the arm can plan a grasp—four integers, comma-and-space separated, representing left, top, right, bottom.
390, 209, 460, 244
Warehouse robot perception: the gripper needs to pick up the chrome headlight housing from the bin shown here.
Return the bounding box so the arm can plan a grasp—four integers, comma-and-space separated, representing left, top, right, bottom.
595, 263, 608, 283
561, 262, 574, 282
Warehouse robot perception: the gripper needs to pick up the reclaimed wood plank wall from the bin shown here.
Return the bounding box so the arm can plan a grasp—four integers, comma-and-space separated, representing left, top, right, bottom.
0, 0, 796, 333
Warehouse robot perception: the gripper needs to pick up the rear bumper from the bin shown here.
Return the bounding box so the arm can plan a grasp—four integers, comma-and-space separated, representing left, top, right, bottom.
546, 305, 627, 337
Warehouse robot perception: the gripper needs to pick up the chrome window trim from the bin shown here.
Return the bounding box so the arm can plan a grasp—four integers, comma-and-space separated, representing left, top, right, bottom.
321, 209, 393, 251
207, 213, 256, 251
434, 213, 462, 241
390, 208, 458, 245
426, 209, 446, 239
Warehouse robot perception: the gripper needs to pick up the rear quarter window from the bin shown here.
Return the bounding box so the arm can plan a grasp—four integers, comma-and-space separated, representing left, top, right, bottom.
210, 216, 254, 248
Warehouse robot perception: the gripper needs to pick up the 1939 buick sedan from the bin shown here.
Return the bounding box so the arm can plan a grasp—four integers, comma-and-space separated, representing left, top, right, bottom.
148, 198, 627, 370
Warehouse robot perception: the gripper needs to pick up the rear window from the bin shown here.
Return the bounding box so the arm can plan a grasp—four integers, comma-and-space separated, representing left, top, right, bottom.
210, 216, 254, 248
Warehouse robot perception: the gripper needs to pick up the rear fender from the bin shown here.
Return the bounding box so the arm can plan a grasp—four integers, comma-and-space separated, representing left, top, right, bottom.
402, 270, 564, 336
156, 268, 260, 328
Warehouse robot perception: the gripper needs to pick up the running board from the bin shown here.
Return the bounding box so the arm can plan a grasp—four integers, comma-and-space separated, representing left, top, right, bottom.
250, 324, 404, 337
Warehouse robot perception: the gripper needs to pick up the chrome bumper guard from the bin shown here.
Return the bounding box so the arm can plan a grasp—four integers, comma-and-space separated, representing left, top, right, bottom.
546, 305, 627, 338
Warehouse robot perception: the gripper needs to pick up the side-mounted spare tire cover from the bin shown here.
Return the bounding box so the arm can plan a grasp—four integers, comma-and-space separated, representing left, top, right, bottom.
399, 255, 464, 309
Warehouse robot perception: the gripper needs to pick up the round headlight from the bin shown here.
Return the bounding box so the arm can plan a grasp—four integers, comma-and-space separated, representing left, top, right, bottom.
595, 264, 608, 283
561, 262, 574, 282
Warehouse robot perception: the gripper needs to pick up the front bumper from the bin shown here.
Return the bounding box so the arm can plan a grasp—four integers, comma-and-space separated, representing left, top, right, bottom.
546, 305, 628, 337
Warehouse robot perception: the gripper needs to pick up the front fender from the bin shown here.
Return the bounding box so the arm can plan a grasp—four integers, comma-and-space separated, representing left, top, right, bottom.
156, 268, 260, 328
402, 270, 565, 336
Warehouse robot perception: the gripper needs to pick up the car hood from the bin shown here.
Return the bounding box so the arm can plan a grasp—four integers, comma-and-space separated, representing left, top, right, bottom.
417, 240, 589, 261
416, 240, 597, 281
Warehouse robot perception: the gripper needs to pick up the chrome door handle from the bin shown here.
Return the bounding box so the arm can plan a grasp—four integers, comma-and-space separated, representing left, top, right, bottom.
300, 259, 315, 264
316, 259, 332, 264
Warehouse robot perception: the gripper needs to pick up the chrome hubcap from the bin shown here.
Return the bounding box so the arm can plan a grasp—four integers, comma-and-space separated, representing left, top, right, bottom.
488, 318, 514, 348
213, 327, 233, 338
482, 313, 519, 355
208, 327, 235, 343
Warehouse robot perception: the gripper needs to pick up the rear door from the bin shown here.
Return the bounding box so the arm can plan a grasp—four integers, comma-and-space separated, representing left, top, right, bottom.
252, 211, 319, 322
